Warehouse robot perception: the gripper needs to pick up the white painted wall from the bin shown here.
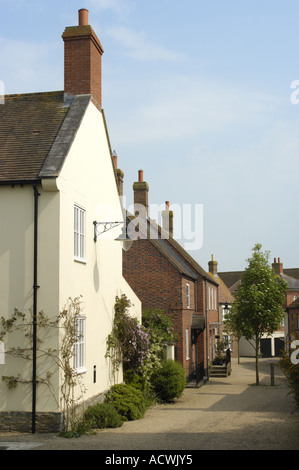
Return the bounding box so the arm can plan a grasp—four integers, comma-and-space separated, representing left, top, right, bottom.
54, 99, 141, 405
0, 185, 60, 412
0, 100, 141, 415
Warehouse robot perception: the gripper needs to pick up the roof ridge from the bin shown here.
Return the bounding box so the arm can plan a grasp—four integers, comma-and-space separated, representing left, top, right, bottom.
4, 91, 64, 100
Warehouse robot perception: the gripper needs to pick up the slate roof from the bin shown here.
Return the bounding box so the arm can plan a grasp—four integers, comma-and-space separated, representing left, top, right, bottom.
218, 269, 299, 293
0, 91, 91, 184
208, 272, 234, 304
125, 212, 217, 285
288, 297, 299, 309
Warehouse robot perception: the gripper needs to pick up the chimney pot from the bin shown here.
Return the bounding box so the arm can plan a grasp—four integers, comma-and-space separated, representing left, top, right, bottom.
138, 170, 144, 182
278, 257, 280, 263
112, 150, 118, 169
78, 8, 89, 26
274, 258, 276, 263
166, 201, 170, 210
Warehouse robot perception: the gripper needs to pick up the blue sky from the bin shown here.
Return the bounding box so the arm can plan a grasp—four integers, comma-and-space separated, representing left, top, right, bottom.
1, 0, 298, 272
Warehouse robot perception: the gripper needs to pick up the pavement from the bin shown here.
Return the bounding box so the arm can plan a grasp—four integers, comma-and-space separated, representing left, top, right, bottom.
0, 357, 298, 451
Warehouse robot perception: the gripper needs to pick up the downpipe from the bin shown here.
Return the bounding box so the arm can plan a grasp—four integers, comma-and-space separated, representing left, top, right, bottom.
32, 184, 40, 433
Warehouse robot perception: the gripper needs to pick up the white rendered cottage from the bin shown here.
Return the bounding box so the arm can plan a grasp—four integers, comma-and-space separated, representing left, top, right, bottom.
0, 9, 141, 432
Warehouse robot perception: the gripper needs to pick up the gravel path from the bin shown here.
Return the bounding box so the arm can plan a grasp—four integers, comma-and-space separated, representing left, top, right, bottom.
0, 357, 298, 450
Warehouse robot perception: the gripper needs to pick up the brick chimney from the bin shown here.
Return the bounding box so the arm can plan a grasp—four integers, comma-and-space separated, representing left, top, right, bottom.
133, 170, 149, 217
112, 150, 124, 198
62, 9, 104, 110
272, 257, 283, 275
162, 201, 174, 236
208, 254, 218, 275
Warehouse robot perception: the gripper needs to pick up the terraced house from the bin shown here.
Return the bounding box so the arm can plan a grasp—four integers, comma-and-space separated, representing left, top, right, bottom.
116, 166, 220, 383
0, 9, 141, 433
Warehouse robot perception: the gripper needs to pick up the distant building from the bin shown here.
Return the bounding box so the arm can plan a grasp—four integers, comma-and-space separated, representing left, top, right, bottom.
219, 258, 299, 357
119, 168, 219, 382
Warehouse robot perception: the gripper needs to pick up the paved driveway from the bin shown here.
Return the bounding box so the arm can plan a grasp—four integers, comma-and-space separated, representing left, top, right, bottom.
0, 357, 298, 451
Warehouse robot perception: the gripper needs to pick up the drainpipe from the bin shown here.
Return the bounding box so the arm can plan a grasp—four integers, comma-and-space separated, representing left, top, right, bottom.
32, 184, 40, 433
205, 279, 209, 380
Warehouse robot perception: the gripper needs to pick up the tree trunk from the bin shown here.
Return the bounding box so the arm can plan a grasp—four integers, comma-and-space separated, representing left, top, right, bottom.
255, 333, 259, 385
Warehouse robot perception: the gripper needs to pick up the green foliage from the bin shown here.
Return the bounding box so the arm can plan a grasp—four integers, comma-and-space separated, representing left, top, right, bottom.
280, 345, 299, 407
142, 308, 177, 352
151, 360, 186, 403
229, 244, 288, 384
141, 308, 178, 382
84, 403, 123, 429
105, 383, 146, 421
0, 297, 87, 434
123, 370, 146, 391
233, 244, 288, 341
106, 295, 150, 373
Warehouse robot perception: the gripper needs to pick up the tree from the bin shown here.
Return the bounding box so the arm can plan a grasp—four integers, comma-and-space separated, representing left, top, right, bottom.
223, 309, 242, 364
232, 244, 288, 385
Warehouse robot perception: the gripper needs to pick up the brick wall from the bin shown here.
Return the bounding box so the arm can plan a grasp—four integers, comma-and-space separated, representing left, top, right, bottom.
123, 239, 199, 375
62, 24, 104, 110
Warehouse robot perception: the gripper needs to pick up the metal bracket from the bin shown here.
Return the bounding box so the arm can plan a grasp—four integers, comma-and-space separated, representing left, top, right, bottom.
93, 220, 123, 242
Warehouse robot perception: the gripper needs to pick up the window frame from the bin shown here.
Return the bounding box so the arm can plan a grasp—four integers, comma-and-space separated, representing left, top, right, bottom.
74, 204, 86, 262
73, 315, 86, 374
186, 283, 191, 309
186, 329, 190, 360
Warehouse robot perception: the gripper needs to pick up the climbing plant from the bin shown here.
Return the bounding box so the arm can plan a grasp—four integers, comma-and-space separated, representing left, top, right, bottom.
106, 295, 150, 374
0, 296, 86, 433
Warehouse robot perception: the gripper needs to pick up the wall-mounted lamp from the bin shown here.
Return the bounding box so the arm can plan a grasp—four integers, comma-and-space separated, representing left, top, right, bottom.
93, 220, 135, 251
93, 220, 122, 242
223, 303, 230, 317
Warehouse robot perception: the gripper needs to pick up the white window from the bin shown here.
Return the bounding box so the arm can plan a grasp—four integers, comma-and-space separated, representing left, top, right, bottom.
73, 316, 86, 372
0, 341, 5, 365
186, 329, 190, 360
186, 283, 191, 309
74, 205, 85, 261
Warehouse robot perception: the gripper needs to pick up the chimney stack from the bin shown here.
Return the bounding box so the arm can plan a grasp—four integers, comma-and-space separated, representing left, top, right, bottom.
208, 254, 218, 275
62, 9, 104, 110
272, 257, 283, 275
133, 170, 149, 217
162, 201, 174, 236
112, 150, 124, 198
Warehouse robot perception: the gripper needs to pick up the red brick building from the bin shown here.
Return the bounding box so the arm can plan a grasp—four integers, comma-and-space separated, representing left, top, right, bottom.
119, 169, 219, 382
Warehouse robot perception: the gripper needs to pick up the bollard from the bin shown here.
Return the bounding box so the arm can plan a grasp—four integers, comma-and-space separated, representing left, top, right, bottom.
270, 363, 275, 386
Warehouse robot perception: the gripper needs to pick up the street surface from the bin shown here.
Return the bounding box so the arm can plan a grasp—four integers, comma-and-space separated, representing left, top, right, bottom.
0, 357, 298, 451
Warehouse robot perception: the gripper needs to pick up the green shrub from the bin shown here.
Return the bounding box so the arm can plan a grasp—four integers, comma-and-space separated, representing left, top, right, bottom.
105, 383, 146, 421
124, 370, 146, 391
84, 403, 123, 429
124, 369, 157, 408
151, 360, 186, 402
280, 350, 299, 407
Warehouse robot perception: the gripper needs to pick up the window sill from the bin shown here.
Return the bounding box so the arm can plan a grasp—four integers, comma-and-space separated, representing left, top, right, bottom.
74, 257, 87, 265
73, 367, 87, 375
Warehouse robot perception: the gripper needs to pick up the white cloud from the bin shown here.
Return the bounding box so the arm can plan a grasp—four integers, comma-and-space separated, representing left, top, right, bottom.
106, 26, 186, 62
85, 0, 130, 14
0, 36, 62, 93
107, 74, 284, 146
